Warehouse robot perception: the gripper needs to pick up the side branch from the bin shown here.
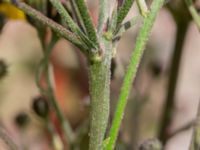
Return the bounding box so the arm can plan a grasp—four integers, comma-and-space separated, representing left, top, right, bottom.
116, 0, 135, 27
106, 0, 165, 149
49, 0, 97, 50
76, 0, 99, 45
13, 1, 88, 52
185, 0, 200, 31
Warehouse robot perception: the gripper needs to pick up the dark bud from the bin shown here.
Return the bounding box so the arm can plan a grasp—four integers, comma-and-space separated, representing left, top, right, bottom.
14, 112, 30, 129
149, 61, 162, 77
32, 96, 49, 118
0, 60, 7, 79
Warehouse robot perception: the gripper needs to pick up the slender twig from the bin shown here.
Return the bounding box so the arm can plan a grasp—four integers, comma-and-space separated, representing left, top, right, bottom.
189, 101, 200, 150
0, 127, 18, 150
12, 1, 88, 51
68, 0, 87, 33
136, 0, 149, 17
49, 0, 96, 50
167, 120, 194, 140
106, 0, 165, 149
36, 35, 75, 145
108, 7, 118, 33
97, 0, 108, 35
46, 120, 64, 150
76, 0, 99, 46
185, 0, 200, 31
116, 0, 135, 27
158, 19, 189, 144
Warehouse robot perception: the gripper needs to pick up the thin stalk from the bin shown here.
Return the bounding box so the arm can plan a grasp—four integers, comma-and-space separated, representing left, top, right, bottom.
116, 0, 135, 27
185, 0, 200, 31
106, 0, 165, 149
36, 36, 75, 145
97, 0, 108, 35
49, 0, 96, 50
46, 120, 64, 150
189, 101, 200, 150
136, 0, 149, 17
13, 1, 87, 51
88, 38, 113, 150
158, 21, 189, 144
69, 0, 87, 33
76, 0, 99, 45
167, 120, 194, 139
109, 8, 118, 33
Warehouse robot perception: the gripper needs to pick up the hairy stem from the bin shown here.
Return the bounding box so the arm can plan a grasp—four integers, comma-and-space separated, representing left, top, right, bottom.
116, 0, 135, 27
106, 0, 165, 149
76, 0, 99, 45
69, 0, 87, 33
49, 0, 96, 50
97, 0, 108, 35
88, 38, 113, 150
13, 1, 87, 50
136, 0, 149, 17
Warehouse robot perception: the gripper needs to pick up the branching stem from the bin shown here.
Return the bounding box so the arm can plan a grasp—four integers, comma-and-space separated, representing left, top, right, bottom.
106, 0, 165, 149
88, 38, 113, 150
185, 0, 200, 31
13, 1, 87, 51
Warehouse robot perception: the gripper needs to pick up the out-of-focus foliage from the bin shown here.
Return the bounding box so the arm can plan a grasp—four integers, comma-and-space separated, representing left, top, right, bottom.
0, 2, 26, 20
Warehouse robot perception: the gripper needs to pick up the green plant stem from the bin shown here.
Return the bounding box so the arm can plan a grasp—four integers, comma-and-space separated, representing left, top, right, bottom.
97, 0, 108, 35
76, 0, 99, 45
88, 38, 113, 150
13, 1, 87, 51
49, 0, 77, 32
136, 0, 149, 17
106, 0, 165, 149
69, 0, 86, 33
116, 0, 135, 27
36, 37, 75, 145
46, 119, 64, 150
185, 0, 200, 31
189, 101, 200, 150
49, 0, 96, 51
158, 20, 189, 144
